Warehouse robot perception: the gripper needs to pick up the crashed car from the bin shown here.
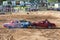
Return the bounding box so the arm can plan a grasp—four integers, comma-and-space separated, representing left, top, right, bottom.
19, 19, 31, 28
3, 20, 31, 28
3, 20, 21, 28
32, 19, 56, 29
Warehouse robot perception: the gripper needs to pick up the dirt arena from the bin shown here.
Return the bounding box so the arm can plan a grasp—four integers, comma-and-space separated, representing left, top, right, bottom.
0, 11, 60, 28
0, 11, 60, 40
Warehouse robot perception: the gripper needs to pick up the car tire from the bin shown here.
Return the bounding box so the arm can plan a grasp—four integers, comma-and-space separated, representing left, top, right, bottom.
8, 26, 12, 29
48, 26, 52, 29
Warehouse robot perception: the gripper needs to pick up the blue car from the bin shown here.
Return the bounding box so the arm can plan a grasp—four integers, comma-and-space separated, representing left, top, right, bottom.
20, 20, 31, 28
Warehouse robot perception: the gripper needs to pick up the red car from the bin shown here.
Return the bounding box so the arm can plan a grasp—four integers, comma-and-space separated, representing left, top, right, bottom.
32, 19, 56, 29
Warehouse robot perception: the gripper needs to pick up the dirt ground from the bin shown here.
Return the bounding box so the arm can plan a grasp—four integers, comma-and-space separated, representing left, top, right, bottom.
0, 29, 60, 40
0, 11, 60, 28
0, 11, 60, 40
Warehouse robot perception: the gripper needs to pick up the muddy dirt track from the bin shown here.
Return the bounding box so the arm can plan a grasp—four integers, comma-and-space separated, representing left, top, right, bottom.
0, 11, 60, 28
0, 11, 60, 40
0, 29, 60, 40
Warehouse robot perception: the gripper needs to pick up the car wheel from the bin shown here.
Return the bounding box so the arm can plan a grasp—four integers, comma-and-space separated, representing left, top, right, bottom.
52, 26, 56, 29
48, 26, 52, 29
8, 26, 12, 29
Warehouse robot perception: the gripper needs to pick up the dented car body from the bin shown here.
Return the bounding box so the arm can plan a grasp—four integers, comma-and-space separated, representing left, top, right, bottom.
3, 20, 31, 28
